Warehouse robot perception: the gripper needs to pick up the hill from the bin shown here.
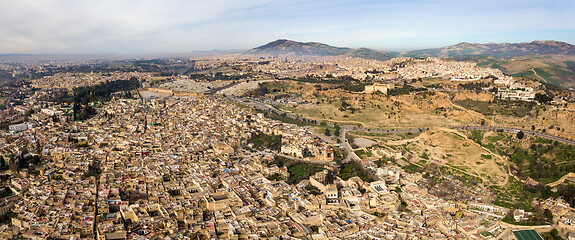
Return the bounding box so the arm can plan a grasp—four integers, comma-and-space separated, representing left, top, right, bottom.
405, 40, 575, 58
248, 39, 399, 61
405, 41, 575, 88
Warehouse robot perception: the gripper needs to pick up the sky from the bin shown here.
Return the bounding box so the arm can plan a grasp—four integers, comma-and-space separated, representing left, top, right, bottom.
1, 0, 574, 54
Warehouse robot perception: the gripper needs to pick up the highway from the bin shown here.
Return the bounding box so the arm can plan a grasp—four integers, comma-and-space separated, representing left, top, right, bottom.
225, 96, 575, 187
226, 97, 575, 155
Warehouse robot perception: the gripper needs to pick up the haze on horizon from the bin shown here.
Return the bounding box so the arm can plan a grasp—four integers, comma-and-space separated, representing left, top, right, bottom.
1, 0, 574, 54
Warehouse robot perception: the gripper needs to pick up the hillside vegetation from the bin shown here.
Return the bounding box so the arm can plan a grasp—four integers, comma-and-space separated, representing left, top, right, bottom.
249, 39, 399, 61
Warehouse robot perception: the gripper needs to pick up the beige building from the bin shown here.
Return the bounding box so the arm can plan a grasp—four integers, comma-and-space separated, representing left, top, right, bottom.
364, 83, 394, 94
119, 205, 138, 223
325, 184, 339, 205
204, 191, 243, 211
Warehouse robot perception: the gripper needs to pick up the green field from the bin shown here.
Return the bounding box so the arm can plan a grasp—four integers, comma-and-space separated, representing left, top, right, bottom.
268, 156, 324, 185
454, 99, 536, 117
564, 60, 575, 68
533, 68, 554, 78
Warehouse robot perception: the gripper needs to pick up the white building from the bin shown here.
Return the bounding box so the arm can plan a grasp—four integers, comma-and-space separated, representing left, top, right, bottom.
497, 88, 535, 101
369, 181, 388, 195
9, 123, 32, 132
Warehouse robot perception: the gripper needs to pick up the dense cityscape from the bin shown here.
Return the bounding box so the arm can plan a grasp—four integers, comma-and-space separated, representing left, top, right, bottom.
0, 48, 574, 240
1, 1, 575, 239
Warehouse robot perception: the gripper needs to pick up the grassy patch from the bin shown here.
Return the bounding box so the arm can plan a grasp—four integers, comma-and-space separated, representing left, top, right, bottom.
339, 161, 374, 182
270, 156, 324, 185
491, 177, 535, 211
533, 68, 554, 78
486, 135, 505, 142
354, 149, 373, 158
478, 130, 575, 184
455, 99, 536, 117
565, 60, 575, 68
248, 131, 282, 151
469, 130, 484, 144
512, 70, 535, 78
454, 100, 491, 115
419, 152, 429, 160
404, 163, 422, 173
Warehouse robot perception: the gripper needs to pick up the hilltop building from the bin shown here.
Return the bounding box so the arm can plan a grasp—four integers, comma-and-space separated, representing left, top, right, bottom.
364, 83, 395, 94
497, 87, 535, 101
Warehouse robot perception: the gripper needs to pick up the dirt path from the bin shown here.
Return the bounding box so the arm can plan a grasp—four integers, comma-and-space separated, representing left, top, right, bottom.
531, 68, 546, 83
546, 172, 575, 187
440, 91, 493, 125
388, 127, 509, 187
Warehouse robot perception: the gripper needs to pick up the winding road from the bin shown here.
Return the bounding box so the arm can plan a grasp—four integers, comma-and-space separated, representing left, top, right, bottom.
229, 97, 575, 147
224, 96, 575, 187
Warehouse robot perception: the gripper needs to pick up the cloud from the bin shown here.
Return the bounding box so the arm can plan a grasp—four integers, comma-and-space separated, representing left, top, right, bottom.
0, 0, 270, 53
0, 0, 573, 53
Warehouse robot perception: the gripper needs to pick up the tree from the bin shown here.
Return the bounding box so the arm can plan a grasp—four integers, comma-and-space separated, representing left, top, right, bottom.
325, 170, 335, 184
310, 225, 319, 233
305, 184, 322, 196
517, 131, 525, 140
534, 93, 552, 104
324, 128, 331, 136
248, 132, 282, 151
78, 111, 90, 121
543, 209, 553, 223
542, 228, 561, 240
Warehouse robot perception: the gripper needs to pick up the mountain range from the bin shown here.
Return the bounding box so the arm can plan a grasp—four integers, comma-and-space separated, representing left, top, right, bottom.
404, 40, 575, 58
249, 39, 575, 88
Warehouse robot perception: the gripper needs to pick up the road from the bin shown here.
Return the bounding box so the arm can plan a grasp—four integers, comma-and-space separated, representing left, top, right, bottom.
346, 126, 431, 135
339, 126, 360, 162
226, 97, 575, 167
222, 96, 575, 233
4, 91, 16, 109
453, 126, 575, 146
